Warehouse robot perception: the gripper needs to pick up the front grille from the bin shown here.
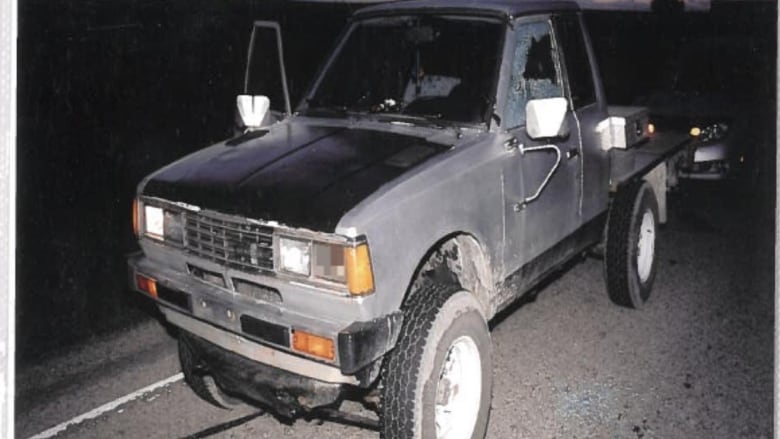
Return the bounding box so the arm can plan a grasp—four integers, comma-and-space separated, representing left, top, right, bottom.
183, 212, 274, 273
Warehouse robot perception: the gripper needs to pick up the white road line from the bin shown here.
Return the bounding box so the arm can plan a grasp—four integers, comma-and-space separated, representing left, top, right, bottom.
26, 372, 184, 439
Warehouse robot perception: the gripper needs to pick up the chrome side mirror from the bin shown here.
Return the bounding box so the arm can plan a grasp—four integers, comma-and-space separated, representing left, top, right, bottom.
236, 95, 270, 129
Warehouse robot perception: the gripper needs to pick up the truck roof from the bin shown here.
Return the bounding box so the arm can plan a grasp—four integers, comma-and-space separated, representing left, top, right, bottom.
354, 0, 580, 20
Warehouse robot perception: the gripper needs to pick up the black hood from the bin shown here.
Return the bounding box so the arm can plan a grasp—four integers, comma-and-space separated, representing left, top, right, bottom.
142, 123, 449, 231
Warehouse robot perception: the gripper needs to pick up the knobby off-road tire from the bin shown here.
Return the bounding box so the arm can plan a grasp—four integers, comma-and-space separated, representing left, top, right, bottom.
178, 336, 243, 410
381, 283, 492, 439
604, 180, 659, 308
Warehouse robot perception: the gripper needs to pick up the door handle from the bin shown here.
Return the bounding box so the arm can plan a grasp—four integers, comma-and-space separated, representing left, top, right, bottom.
567, 147, 579, 159
504, 137, 521, 151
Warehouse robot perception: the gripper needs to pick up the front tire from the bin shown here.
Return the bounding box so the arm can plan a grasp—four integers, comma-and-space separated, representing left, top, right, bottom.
604, 181, 659, 308
178, 336, 243, 410
381, 283, 492, 439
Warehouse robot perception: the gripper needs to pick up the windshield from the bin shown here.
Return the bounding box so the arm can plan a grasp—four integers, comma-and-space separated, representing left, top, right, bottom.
305, 15, 504, 125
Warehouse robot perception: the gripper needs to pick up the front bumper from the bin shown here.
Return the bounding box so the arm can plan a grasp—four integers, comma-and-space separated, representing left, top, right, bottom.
180, 329, 344, 416
127, 251, 402, 385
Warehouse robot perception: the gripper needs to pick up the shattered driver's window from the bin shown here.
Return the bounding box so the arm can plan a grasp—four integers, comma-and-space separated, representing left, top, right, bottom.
504, 20, 564, 129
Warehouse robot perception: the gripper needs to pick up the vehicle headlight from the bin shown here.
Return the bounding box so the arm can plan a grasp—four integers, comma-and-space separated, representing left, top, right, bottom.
278, 236, 374, 296
142, 204, 184, 244
163, 210, 184, 243
691, 123, 728, 143
313, 242, 346, 282
144, 205, 164, 239
279, 237, 311, 276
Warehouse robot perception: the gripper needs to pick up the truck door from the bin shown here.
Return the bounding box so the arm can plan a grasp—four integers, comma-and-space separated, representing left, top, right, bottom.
552, 13, 609, 222
501, 17, 583, 277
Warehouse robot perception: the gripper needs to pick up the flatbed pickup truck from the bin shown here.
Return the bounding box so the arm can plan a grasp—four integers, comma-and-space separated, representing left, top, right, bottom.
128, 1, 688, 437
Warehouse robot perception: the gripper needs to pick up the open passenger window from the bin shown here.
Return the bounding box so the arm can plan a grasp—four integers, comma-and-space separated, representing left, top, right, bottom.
504, 19, 564, 129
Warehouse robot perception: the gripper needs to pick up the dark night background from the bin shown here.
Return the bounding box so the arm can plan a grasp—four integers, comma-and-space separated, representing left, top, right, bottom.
15, 0, 776, 363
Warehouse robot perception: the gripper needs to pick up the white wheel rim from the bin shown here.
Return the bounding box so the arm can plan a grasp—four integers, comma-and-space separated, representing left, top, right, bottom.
435, 336, 482, 439
636, 209, 655, 283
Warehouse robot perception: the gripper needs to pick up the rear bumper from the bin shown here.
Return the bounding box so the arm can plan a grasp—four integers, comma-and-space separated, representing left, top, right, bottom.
677, 168, 729, 180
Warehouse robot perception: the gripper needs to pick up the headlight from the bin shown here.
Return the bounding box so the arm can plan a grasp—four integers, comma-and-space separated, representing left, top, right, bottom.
279, 236, 374, 296
691, 123, 728, 143
142, 204, 184, 244
163, 210, 184, 243
144, 205, 164, 239
313, 242, 346, 282
279, 237, 311, 276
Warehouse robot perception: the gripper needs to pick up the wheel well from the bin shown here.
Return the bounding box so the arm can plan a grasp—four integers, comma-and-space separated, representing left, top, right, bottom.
403, 233, 493, 318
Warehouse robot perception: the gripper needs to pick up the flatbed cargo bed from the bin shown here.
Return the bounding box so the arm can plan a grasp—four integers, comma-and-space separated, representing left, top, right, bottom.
610, 131, 690, 189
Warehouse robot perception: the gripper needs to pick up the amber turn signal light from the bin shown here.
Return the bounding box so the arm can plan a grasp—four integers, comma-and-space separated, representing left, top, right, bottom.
292, 330, 335, 361
136, 274, 158, 298
132, 199, 140, 237
345, 243, 374, 296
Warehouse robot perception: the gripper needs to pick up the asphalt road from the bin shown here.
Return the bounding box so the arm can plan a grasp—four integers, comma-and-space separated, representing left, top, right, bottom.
16, 183, 774, 439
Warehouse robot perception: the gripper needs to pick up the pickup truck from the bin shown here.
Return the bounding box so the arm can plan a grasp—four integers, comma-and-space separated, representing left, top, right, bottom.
128, 1, 688, 437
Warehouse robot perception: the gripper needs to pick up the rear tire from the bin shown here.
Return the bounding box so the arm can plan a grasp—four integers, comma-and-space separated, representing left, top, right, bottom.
604, 181, 659, 308
381, 283, 492, 439
178, 336, 243, 409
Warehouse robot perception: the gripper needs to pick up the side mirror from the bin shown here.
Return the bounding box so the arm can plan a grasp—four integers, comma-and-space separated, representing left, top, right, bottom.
237, 95, 270, 129
526, 97, 569, 140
